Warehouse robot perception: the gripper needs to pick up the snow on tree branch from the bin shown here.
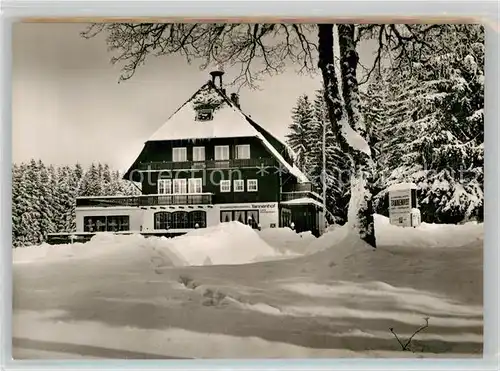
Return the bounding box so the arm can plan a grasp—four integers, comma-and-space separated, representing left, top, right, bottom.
341, 121, 371, 157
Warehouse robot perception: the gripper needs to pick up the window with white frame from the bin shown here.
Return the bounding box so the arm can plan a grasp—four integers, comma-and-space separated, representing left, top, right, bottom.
106, 216, 130, 232
188, 178, 203, 194
235, 144, 251, 159
214, 145, 230, 161
158, 179, 172, 194
234, 179, 244, 192
173, 178, 187, 194
220, 180, 231, 193
83, 216, 106, 232
172, 147, 187, 162
84, 216, 129, 232
192, 146, 205, 162
247, 179, 258, 192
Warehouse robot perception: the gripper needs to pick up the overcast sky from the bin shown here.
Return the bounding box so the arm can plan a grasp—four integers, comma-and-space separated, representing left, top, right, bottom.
13, 23, 374, 172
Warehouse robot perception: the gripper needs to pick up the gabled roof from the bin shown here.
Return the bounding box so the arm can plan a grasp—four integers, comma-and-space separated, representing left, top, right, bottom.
148, 82, 257, 141
124, 80, 309, 183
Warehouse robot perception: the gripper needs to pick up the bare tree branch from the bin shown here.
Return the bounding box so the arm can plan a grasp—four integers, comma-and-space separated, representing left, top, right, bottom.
389, 327, 407, 350
359, 25, 385, 85
358, 24, 449, 86
390, 317, 430, 352
404, 317, 430, 350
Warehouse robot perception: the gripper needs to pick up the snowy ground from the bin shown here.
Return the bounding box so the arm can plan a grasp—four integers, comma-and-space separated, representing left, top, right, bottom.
12, 217, 483, 359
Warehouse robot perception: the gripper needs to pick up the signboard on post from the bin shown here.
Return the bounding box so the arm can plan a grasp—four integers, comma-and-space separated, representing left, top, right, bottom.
388, 183, 420, 228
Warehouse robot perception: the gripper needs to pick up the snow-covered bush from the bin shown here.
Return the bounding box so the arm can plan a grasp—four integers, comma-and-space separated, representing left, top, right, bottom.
12, 160, 139, 247
363, 25, 484, 223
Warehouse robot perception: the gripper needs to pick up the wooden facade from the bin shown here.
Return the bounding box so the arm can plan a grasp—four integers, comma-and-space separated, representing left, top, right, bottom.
132, 137, 290, 204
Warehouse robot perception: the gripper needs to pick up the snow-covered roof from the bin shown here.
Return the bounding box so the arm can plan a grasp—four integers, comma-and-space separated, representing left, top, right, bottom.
281, 197, 324, 209
388, 182, 418, 192
139, 81, 310, 183
148, 85, 257, 141
252, 131, 309, 183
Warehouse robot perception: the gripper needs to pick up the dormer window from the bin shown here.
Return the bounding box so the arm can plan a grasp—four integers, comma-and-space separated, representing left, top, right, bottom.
196, 108, 214, 121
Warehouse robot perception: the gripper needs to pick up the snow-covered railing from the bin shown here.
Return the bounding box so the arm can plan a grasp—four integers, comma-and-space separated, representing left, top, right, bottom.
281, 190, 323, 204
76, 193, 213, 207
282, 182, 319, 193
138, 158, 278, 171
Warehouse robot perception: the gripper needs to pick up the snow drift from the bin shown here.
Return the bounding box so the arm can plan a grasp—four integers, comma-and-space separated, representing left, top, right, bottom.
304, 214, 483, 255
13, 222, 286, 267
160, 221, 283, 266
258, 227, 316, 254
12, 215, 483, 267
373, 214, 483, 248
12, 234, 147, 264
12, 217, 483, 359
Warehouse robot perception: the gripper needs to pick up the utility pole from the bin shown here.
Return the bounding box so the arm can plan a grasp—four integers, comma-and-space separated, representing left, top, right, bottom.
322, 115, 327, 232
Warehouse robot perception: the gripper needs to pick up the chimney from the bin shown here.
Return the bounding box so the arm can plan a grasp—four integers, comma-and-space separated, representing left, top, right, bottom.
209, 70, 224, 89
230, 92, 240, 108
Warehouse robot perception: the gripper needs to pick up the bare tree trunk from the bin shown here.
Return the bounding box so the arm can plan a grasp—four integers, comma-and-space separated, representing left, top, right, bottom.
338, 24, 376, 248
317, 24, 348, 152
338, 25, 364, 136
322, 106, 327, 230
318, 24, 376, 248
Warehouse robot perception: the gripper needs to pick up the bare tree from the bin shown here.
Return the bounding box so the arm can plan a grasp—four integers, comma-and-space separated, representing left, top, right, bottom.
338, 24, 376, 247
315, 23, 390, 247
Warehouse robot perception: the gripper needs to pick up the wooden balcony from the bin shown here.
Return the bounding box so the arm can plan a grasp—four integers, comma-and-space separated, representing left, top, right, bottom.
76, 193, 213, 208
138, 158, 278, 171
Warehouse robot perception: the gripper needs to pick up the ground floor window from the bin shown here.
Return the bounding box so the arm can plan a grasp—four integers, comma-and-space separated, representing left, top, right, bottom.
107, 216, 130, 232
286, 206, 320, 235
234, 210, 246, 223
280, 208, 292, 228
154, 211, 207, 229
84, 215, 129, 232
221, 211, 233, 223
155, 211, 172, 230
190, 210, 207, 228
247, 210, 259, 225
220, 209, 259, 228
172, 211, 189, 229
